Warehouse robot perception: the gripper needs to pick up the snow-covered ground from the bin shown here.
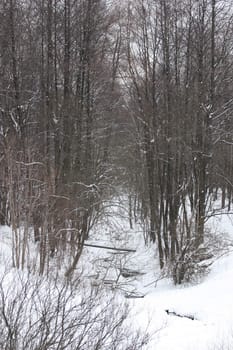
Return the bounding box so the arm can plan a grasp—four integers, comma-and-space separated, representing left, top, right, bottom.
132, 248, 233, 349
0, 196, 233, 349
85, 198, 233, 350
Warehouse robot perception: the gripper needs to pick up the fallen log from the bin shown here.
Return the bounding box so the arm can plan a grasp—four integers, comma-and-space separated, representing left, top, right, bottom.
83, 243, 136, 253
125, 293, 145, 299
165, 309, 195, 320
120, 268, 145, 278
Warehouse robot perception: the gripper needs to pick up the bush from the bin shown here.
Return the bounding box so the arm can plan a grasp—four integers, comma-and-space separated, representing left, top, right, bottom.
0, 269, 149, 350
172, 231, 229, 285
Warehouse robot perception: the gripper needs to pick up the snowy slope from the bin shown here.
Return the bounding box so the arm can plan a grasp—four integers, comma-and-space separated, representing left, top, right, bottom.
0, 197, 232, 349
84, 198, 233, 350
131, 249, 233, 349
128, 210, 233, 350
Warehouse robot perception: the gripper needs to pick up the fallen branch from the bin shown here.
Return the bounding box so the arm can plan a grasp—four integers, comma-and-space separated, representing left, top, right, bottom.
120, 268, 145, 278
165, 309, 195, 320
125, 293, 145, 299
83, 243, 136, 253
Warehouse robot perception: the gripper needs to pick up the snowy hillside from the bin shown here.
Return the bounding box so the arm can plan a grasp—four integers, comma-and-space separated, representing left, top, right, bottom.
0, 197, 233, 349
84, 200, 233, 350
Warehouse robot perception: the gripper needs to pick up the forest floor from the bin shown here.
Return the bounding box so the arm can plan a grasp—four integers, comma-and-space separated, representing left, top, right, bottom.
0, 196, 233, 349
82, 196, 233, 349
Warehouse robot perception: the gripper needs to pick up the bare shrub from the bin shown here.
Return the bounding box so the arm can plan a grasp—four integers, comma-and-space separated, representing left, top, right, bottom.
172, 231, 230, 285
0, 269, 149, 350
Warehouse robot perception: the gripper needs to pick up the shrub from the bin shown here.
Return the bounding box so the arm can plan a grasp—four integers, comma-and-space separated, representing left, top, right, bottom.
172, 231, 229, 285
0, 269, 149, 350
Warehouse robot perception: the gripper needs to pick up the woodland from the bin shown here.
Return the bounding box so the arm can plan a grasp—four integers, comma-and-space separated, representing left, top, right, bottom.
0, 0, 232, 282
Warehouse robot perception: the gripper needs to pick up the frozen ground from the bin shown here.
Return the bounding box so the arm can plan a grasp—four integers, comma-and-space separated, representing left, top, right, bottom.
84, 197, 233, 350
0, 196, 233, 349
